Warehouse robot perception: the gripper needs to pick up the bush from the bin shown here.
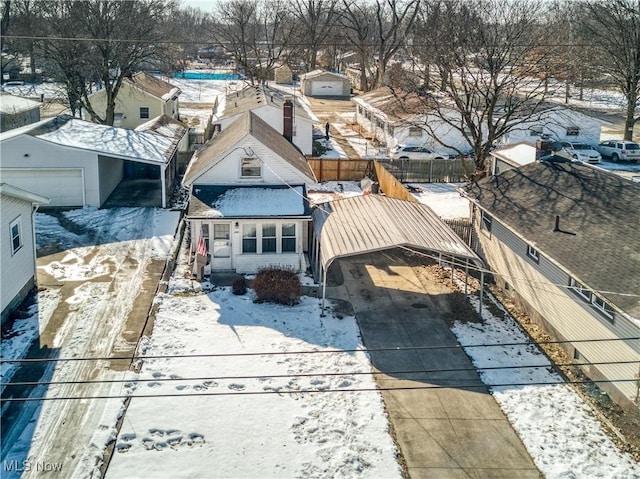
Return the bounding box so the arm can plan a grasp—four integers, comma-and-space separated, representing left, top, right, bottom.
232, 275, 247, 295
253, 266, 301, 305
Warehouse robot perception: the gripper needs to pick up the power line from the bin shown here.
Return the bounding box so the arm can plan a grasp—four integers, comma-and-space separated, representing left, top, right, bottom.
3, 378, 639, 403
2, 337, 637, 364
3, 360, 638, 388
0, 34, 608, 49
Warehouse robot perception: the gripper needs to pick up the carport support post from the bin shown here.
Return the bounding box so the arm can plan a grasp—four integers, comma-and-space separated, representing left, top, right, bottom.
479, 270, 484, 317
464, 259, 468, 296
321, 267, 327, 317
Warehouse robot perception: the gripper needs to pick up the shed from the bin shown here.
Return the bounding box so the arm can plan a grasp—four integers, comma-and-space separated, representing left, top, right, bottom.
300, 70, 351, 98
311, 194, 484, 310
273, 64, 293, 84
0, 93, 41, 132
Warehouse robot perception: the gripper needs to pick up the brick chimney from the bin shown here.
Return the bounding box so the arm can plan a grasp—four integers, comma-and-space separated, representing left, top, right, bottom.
283, 97, 293, 143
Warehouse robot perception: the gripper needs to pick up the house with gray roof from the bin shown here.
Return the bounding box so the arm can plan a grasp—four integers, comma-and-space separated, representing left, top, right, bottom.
462, 160, 640, 411
0, 114, 178, 208
219, 85, 315, 155
183, 111, 316, 277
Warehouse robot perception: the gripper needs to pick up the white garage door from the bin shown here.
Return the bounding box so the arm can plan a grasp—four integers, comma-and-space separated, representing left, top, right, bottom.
2, 169, 84, 207
311, 80, 344, 96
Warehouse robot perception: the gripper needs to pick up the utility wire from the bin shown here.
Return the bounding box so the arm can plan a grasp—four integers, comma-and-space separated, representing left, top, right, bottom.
3, 378, 639, 403
3, 360, 638, 388
2, 337, 638, 364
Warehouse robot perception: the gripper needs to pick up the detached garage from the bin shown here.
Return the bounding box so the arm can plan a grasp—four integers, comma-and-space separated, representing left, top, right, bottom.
300, 70, 351, 99
0, 115, 179, 208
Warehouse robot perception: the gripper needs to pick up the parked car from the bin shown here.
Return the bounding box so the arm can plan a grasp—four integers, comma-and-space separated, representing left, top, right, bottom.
560, 141, 601, 164
595, 140, 640, 162
390, 145, 448, 160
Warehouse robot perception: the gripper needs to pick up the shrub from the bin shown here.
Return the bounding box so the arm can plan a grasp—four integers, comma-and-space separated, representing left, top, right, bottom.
232, 275, 247, 295
253, 266, 301, 305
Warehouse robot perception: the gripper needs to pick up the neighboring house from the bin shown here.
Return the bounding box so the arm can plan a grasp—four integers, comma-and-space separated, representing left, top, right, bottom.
220, 85, 315, 156
463, 160, 640, 411
87, 72, 181, 129
273, 64, 293, 84
353, 86, 473, 155
135, 114, 189, 154
183, 111, 317, 275
299, 70, 351, 99
0, 93, 41, 132
0, 183, 49, 324
490, 141, 538, 175
0, 115, 178, 208
499, 106, 604, 146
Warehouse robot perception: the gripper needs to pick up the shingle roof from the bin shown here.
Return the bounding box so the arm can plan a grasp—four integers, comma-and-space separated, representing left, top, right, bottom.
353, 86, 434, 121
183, 111, 316, 186
222, 85, 312, 121
128, 72, 180, 100
464, 161, 640, 318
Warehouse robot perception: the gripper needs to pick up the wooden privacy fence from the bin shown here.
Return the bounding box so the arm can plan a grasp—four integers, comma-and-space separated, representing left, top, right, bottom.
307, 158, 373, 182
443, 218, 473, 245
373, 161, 419, 203
376, 158, 475, 183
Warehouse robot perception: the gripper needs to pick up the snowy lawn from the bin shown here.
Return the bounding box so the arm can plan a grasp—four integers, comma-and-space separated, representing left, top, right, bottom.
107, 275, 400, 478
407, 182, 470, 219
308, 181, 363, 205
451, 287, 640, 479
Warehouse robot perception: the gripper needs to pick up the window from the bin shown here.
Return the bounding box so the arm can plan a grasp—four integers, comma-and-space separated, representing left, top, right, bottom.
10, 217, 22, 255
240, 157, 261, 177
281, 223, 296, 252
565, 126, 580, 136
408, 126, 423, 137
242, 224, 257, 253
262, 224, 276, 253
529, 125, 543, 136
114, 113, 124, 127
212, 224, 230, 258
140, 107, 150, 119
569, 277, 591, 301
591, 295, 614, 322
526, 245, 539, 262
481, 211, 492, 235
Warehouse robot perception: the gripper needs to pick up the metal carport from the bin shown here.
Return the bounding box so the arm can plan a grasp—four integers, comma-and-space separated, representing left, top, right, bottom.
311, 194, 485, 313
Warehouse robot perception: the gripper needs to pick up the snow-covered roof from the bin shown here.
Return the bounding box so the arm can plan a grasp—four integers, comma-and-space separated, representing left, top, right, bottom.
1, 115, 175, 165
491, 142, 537, 167
135, 114, 188, 143
187, 184, 311, 218
0, 182, 50, 205
128, 72, 181, 101
222, 85, 312, 121
300, 70, 350, 82
0, 93, 41, 114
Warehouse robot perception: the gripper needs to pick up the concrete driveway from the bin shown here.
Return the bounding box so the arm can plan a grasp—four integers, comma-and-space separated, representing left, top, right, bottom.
327, 251, 541, 479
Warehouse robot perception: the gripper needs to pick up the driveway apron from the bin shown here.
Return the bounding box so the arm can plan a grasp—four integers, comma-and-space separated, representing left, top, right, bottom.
333, 253, 541, 479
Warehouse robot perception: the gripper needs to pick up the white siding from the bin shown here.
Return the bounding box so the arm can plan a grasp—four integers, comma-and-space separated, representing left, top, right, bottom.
502, 109, 602, 146
474, 212, 640, 407
195, 136, 312, 185
98, 156, 124, 205
0, 194, 36, 314
1, 135, 101, 206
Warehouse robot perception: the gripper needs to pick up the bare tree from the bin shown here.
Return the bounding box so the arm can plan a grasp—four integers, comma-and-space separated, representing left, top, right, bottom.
338, 0, 376, 91
579, 0, 640, 140
41, 0, 179, 124
290, 0, 339, 71
213, 0, 295, 84
407, 0, 557, 177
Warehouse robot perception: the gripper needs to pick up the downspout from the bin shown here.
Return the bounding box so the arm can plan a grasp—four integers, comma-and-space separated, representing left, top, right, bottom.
479, 269, 484, 317
31, 204, 40, 285
321, 266, 327, 317
161, 166, 167, 208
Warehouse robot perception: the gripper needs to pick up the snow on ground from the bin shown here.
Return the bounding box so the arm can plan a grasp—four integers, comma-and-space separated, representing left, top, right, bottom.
106, 249, 400, 478
332, 122, 388, 159
1, 207, 180, 479
450, 286, 640, 479
407, 182, 470, 219
307, 181, 363, 205
0, 82, 66, 100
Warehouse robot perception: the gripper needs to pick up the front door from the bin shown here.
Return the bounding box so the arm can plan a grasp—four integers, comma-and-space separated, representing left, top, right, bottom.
211, 223, 232, 270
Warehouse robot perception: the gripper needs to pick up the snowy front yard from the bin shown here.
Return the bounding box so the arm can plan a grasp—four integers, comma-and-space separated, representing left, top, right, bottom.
106, 265, 400, 478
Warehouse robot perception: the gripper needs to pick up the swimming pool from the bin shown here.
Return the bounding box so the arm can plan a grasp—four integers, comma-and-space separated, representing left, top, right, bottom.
174, 71, 243, 80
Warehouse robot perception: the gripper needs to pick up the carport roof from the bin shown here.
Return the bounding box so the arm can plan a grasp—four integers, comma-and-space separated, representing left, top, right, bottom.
313, 194, 481, 271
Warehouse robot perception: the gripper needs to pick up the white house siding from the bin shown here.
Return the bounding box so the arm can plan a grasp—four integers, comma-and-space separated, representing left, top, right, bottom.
0, 195, 36, 322
195, 137, 312, 186
193, 218, 308, 274
220, 106, 314, 156
1, 135, 101, 207
502, 110, 602, 146
473, 211, 640, 410
98, 156, 124, 205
